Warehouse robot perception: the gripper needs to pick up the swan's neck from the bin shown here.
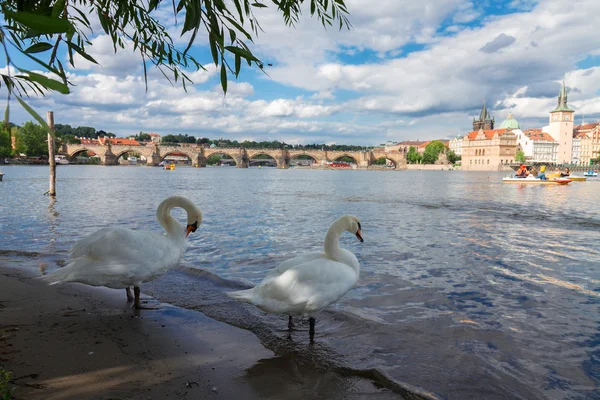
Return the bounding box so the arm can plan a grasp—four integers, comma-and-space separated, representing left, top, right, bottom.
156, 197, 196, 238
324, 219, 346, 261
324, 219, 360, 275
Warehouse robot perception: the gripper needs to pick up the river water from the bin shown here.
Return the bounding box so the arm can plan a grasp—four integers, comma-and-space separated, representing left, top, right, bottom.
1, 165, 599, 400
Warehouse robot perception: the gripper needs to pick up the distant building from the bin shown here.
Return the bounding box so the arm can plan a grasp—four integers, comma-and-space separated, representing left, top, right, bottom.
498, 112, 520, 130
473, 102, 495, 131
461, 128, 517, 171
578, 123, 600, 165
547, 82, 575, 164
516, 129, 558, 163
387, 141, 428, 154
449, 136, 463, 155
98, 137, 140, 146
148, 133, 161, 143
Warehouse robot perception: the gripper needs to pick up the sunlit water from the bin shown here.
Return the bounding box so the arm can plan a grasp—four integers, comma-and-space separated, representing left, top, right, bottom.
1, 165, 599, 400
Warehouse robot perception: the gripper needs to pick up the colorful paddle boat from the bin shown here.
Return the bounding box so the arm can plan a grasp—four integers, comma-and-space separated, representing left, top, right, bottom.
502, 176, 572, 185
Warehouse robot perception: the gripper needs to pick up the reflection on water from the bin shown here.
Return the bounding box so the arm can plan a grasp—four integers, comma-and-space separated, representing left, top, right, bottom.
1, 166, 599, 400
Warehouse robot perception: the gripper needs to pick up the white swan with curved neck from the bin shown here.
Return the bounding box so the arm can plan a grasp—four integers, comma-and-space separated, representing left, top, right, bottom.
227, 215, 363, 338
42, 196, 203, 309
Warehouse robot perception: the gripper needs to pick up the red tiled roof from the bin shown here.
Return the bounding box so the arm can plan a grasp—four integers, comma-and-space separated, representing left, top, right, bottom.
525, 130, 555, 142
395, 141, 428, 146
79, 138, 100, 145
466, 129, 508, 140
98, 137, 140, 146
148, 133, 161, 137
574, 123, 599, 132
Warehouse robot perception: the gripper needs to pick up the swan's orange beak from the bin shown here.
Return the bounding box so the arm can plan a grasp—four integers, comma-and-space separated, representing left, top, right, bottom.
355, 229, 364, 243
185, 225, 196, 238
185, 221, 199, 238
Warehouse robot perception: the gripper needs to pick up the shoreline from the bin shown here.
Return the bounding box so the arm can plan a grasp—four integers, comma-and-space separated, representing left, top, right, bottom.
0, 265, 404, 400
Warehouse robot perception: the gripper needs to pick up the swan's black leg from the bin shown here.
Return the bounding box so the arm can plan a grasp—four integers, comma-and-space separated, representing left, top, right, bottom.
133, 286, 142, 309
309, 317, 315, 342
288, 315, 294, 329
126, 287, 133, 301
132, 286, 159, 310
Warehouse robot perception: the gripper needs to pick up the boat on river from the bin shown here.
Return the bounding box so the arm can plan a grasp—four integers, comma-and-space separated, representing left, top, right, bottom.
583, 171, 598, 177
502, 176, 572, 185
546, 173, 586, 181
55, 155, 69, 165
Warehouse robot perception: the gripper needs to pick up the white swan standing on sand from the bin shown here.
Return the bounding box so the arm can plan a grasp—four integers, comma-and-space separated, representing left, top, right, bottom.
42, 196, 203, 309
228, 215, 363, 339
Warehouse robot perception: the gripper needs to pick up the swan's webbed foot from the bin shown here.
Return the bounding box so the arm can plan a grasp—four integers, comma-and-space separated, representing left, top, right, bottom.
309, 317, 316, 343
132, 286, 159, 310
126, 287, 134, 302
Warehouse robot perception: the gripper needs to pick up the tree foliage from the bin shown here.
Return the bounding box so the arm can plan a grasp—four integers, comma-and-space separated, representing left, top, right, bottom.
515, 150, 526, 163
54, 124, 115, 138
446, 149, 460, 164
406, 146, 421, 164
422, 140, 445, 164
0, 127, 11, 158
0, 0, 350, 132
15, 121, 49, 156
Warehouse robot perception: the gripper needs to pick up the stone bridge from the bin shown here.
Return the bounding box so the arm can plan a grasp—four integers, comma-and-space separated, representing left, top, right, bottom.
61, 142, 407, 169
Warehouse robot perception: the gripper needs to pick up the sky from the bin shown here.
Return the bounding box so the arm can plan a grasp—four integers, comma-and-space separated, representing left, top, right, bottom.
2, 0, 600, 146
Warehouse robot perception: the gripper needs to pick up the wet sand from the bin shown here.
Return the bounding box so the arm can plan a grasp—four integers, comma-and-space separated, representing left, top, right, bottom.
0, 266, 401, 400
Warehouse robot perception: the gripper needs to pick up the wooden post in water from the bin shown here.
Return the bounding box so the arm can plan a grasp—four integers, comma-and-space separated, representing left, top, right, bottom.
47, 111, 56, 197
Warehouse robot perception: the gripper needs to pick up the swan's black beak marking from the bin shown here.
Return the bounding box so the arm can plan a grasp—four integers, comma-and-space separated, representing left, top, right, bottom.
185, 221, 198, 238
356, 222, 363, 242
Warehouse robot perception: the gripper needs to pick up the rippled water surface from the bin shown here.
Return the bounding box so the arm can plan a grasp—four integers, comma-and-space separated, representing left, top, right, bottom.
1, 165, 599, 399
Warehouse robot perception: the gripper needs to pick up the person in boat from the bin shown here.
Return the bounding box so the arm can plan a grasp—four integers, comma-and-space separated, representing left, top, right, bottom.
560, 167, 570, 177
529, 166, 539, 179
537, 165, 547, 180
515, 164, 528, 178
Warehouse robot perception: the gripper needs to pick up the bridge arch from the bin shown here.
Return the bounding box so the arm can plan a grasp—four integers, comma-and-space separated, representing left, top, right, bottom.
68, 147, 94, 158
332, 154, 359, 164
290, 153, 318, 166
160, 150, 194, 165
205, 151, 239, 167
246, 150, 288, 168
246, 152, 278, 167
370, 156, 397, 169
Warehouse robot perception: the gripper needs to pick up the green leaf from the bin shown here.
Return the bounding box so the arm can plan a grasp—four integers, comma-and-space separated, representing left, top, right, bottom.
68, 42, 99, 65
229, 28, 236, 44
234, 54, 241, 77
51, 0, 66, 18
251, 2, 268, 7
28, 71, 70, 94
224, 46, 258, 61
24, 42, 53, 54
209, 36, 219, 66
223, 16, 253, 40
15, 96, 54, 138
220, 63, 227, 94
6, 11, 71, 34
4, 102, 9, 128
149, 0, 160, 11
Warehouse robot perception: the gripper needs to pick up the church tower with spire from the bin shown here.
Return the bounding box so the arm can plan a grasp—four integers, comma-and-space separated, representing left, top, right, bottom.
473, 102, 495, 131
548, 81, 575, 163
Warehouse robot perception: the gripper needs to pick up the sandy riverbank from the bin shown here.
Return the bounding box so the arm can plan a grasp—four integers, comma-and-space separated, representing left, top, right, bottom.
0, 265, 401, 400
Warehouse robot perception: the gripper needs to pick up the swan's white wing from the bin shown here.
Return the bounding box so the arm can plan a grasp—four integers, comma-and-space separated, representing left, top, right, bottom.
253, 257, 359, 315
265, 252, 326, 278
49, 228, 183, 287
